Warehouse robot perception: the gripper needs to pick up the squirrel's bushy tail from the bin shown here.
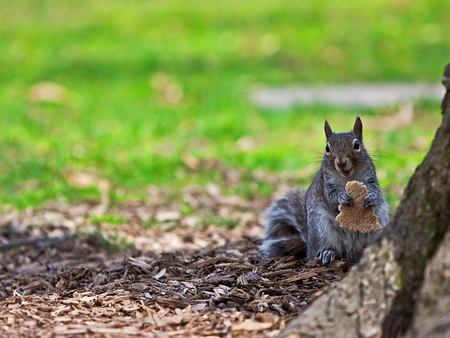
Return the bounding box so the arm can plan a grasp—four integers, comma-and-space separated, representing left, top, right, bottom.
260, 189, 308, 258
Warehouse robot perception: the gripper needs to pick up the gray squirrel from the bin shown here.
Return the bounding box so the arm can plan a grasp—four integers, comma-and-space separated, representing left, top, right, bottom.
260, 117, 389, 264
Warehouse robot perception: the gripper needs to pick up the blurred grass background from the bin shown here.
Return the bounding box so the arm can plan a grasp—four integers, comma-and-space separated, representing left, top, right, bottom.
0, 0, 448, 210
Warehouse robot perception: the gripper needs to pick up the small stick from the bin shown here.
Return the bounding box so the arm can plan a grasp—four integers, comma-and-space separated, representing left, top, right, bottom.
0, 234, 76, 250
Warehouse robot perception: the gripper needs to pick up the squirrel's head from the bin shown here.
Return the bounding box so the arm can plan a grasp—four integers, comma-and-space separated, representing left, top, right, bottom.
323, 116, 365, 178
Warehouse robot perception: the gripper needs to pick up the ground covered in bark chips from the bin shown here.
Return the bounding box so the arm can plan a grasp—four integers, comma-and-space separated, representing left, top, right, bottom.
0, 184, 351, 337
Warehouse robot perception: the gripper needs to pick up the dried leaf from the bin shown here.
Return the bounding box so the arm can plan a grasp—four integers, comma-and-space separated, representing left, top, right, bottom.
155, 210, 180, 222
154, 268, 167, 280
29, 82, 68, 103
231, 319, 274, 332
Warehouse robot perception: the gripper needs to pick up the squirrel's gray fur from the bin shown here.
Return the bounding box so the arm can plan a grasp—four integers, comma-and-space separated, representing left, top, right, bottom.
260, 117, 389, 264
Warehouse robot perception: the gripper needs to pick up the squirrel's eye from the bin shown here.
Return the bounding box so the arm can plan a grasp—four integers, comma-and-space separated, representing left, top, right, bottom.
354, 140, 360, 151
325, 144, 330, 153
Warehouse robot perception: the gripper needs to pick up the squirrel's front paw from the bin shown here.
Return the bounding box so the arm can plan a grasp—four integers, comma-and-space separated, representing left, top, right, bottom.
364, 193, 376, 208
318, 249, 336, 265
338, 192, 353, 207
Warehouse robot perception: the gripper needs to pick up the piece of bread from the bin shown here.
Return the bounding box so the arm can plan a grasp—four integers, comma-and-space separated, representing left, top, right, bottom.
336, 181, 382, 233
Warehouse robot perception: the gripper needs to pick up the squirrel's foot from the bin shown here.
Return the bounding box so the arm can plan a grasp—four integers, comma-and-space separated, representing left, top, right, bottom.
364, 193, 376, 208
338, 192, 353, 207
318, 249, 336, 265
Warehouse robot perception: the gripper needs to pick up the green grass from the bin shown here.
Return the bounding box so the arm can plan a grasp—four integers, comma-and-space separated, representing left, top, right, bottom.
0, 0, 448, 210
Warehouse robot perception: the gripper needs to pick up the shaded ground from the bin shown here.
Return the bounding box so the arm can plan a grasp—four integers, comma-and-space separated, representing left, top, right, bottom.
0, 186, 350, 337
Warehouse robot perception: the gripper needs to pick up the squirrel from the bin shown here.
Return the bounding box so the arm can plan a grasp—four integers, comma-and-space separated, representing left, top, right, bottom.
260, 117, 389, 264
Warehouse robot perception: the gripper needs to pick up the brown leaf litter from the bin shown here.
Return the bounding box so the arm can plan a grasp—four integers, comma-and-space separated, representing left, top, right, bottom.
0, 186, 351, 337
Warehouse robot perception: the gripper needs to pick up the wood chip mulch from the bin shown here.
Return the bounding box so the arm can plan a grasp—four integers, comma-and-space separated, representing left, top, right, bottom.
0, 185, 351, 337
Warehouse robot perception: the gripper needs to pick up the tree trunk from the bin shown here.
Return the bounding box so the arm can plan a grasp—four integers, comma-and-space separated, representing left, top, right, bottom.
279, 64, 450, 338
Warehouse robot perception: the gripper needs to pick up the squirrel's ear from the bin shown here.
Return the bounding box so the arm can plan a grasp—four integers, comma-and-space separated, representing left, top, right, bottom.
324, 119, 333, 140
353, 116, 363, 141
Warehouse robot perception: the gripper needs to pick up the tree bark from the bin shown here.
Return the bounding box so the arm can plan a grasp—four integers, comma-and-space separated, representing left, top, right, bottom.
279, 64, 450, 338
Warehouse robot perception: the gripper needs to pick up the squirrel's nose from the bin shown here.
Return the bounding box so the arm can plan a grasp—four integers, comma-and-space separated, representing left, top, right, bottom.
336, 160, 348, 168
